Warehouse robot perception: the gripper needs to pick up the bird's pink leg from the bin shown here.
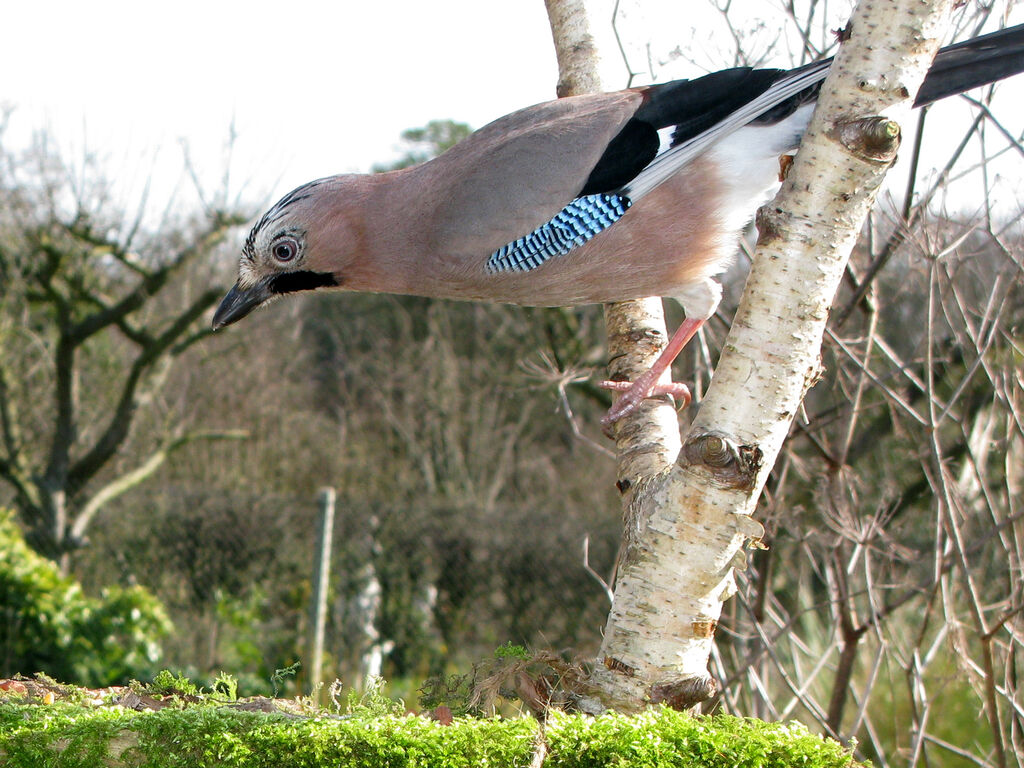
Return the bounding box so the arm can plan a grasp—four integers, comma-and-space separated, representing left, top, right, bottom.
600, 316, 705, 425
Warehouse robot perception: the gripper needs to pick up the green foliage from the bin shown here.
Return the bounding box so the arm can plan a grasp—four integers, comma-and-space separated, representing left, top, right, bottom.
494, 642, 531, 660
345, 675, 406, 717
270, 662, 301, 698
0, 509, 171, 686
130, 670, 241, 706
0, 694, 867, 768
150, 669, 201, 697
212, 673, 239, 702
211, 590, 271, 688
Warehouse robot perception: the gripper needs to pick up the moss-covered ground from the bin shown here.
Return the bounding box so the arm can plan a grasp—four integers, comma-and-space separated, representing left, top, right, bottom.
0, 675, 868, 767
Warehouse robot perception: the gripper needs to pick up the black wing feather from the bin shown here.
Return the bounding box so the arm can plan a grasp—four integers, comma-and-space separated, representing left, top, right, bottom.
915, 24, 1024, 106
579, 119, 659, 196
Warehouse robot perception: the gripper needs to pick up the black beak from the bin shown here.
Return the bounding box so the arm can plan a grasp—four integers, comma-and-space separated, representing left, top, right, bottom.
212, 281, 273, 329
213, 271, 339, 329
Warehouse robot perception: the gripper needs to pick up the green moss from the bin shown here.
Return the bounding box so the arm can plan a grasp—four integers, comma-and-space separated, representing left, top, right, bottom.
0, 701, 536, 768
544, 709, 862, 768
0, 696, 866, 768
149, 669, 202, 697
1, 701, 138, 767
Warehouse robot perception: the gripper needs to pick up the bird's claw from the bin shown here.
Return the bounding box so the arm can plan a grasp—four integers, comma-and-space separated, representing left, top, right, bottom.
599, 376, 692, 426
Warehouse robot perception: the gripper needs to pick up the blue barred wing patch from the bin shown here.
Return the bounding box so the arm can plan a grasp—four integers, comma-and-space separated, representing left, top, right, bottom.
486, 193, 631, 274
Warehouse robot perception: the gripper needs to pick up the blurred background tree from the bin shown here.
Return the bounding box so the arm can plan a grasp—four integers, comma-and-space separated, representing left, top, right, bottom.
0, 125, 248, 572
371, 119, 473, 171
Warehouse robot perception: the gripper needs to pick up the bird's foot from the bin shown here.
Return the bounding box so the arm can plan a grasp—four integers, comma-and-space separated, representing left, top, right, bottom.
599, 374, 692, 425
599, 314, 705, 427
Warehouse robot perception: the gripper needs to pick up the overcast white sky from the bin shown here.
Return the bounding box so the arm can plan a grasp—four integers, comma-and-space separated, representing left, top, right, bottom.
4, 1, 565, 216
3, 0, 1023, 223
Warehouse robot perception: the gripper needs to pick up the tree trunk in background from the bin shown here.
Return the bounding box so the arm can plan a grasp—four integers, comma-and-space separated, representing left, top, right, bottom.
544, 0, 954, 714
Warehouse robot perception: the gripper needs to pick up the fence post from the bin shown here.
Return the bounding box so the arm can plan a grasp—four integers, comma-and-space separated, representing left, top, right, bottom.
308, 486, 336, 699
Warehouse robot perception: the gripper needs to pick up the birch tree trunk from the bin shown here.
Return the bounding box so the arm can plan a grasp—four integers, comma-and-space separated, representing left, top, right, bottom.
542, 0, 954, 714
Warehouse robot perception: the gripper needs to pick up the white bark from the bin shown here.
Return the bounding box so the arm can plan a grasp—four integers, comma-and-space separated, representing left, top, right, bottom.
544, 0, 605, 97
582, 0, 954, 713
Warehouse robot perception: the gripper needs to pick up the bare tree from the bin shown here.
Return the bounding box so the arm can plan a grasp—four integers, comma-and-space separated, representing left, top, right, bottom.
0, 131, 247, 572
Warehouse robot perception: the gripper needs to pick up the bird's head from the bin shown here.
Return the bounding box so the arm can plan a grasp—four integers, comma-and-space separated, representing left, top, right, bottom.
212, 178, 346, 329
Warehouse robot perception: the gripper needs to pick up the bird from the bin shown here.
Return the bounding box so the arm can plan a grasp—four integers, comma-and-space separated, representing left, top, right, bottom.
213, 24, 1024, 424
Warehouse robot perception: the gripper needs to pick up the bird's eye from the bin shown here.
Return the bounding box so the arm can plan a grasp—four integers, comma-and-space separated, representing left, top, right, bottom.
271, 236, 300, 263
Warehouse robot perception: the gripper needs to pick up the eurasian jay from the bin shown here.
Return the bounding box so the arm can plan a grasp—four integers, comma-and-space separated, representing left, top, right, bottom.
213, 25, 1024, 423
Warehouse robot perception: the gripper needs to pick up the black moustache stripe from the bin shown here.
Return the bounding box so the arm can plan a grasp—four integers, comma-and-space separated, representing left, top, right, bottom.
268, 271, 339, 295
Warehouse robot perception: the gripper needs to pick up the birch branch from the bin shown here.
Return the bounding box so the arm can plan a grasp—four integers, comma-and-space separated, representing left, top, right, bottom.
583, 0, 954, 713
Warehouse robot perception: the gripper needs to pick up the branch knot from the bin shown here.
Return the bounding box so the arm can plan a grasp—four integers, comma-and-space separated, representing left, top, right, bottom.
681, 432, 762, 491
834, 116, 902, 162
649, 673, 718, 711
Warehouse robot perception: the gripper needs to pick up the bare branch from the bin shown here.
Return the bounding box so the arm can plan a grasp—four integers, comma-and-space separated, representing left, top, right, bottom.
66, 213, 243, 344
67, 285, 225, 492
69, 429, 248, 541
582, 534, 614, 604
